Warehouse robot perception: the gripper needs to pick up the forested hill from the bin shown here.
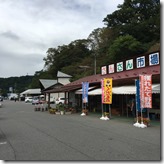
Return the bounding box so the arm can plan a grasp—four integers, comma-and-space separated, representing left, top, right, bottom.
0, 75, 33, 96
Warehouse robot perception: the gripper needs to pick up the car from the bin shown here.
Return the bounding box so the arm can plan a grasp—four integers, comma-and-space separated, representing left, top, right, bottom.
32, 97, 39, 105
55, 97, 68, 104
25, 97, 33, 103
0, 96, 3, 101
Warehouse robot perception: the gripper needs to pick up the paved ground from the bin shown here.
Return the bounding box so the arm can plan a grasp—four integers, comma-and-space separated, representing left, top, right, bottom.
0, 100, 161, 161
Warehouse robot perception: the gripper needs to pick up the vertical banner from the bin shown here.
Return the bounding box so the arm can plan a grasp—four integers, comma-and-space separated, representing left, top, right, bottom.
82, 82, 89, 103
135, 79, 141, 112
102, 78, 112, 104
139, 75, 152, 108
101, 79, 104, 103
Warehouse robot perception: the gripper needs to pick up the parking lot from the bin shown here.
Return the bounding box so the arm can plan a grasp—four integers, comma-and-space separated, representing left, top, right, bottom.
0, 100, 161, 161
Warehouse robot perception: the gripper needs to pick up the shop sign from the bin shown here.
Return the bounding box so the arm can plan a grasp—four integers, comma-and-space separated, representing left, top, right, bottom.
101, 66, 107, 75
101, 52, 159, 75
136, 56, 145, 68
102, 78, 112, 104
82, 82, 89, 103
126, 59, 133, 70
108, 64, 114, 74
117, 62, 123, 72
149, 52, 159, 66
139, 74, 152, 108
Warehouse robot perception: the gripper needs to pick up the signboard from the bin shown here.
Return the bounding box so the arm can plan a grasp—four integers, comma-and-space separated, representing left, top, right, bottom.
149, 52, 159, 66
117, 62, 123, 72
102, 78, 112, 104
139, 74, 152, 108
101, 51, 159, 76
136, 56, 145, 68
108, 64, 114, 73
126, 59, 133, 70
82, 82, 89, 103
101, 66, 107, 75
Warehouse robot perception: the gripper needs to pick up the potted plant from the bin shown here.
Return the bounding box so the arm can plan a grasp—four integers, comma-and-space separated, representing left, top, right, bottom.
56, 104, 65, 115
59, 104, 65, 115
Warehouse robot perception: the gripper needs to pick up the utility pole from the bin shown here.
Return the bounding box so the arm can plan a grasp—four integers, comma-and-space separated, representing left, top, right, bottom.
94, 54, 97, 75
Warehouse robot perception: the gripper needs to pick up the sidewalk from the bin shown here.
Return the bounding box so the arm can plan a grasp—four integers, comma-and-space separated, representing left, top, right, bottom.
86, 112, 160, 127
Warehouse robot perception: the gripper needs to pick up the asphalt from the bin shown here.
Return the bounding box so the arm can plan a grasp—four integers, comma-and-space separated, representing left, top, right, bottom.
0, 100, 161, 161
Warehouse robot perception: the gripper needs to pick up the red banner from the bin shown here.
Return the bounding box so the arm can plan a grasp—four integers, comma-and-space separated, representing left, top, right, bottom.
139, 74, 152, 108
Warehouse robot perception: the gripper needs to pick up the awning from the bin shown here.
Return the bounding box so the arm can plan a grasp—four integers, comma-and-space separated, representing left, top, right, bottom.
75, 87, 96, 94
87, 84, 160, 95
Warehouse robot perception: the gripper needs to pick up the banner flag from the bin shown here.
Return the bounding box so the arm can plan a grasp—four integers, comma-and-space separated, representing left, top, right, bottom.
82, 82, 89, 103
139, 74, 152, 108
135, 79, 141, 112
102, 78, 112, 104
101, 79, 104, 103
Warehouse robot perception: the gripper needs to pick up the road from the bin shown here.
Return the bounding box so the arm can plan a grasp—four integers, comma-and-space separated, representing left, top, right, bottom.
0, 100, 161, 161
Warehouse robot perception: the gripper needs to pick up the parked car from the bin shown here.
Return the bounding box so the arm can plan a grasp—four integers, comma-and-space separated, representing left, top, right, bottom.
32, 97, 39, 105
25, 97, 33, 103
0, 96, 3, 101
55, 97, 68, 104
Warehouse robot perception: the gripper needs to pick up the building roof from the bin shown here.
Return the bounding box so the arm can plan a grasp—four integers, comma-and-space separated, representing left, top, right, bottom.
39, 79, 57, 89
44, 64, 160, 93
57, 71, 72, 78
20, 88, 41, 95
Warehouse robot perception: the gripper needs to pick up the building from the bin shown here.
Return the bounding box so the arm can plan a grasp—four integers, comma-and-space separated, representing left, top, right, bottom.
39, 71, 72, 106
44, 51, 160, 118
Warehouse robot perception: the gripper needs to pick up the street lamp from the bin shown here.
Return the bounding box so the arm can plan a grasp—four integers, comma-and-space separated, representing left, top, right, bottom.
78, 66, 90, 72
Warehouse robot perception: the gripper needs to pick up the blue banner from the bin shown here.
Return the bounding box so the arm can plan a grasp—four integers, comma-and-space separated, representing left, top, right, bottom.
135, 79, 141, 112
82, 82, 89, 103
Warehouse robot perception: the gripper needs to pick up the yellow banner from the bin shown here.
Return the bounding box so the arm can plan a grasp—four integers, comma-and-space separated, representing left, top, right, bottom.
103, 78, 112, 104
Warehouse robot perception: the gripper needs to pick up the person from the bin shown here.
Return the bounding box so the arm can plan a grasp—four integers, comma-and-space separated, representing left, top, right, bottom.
131, 98, 136, 118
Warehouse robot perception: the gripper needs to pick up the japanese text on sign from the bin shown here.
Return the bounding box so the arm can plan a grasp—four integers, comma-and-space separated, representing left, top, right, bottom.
102, 78, 112, 104
139, 75, 152, 108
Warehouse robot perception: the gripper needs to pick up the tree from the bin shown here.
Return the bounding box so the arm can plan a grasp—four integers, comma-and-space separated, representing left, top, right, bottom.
108, 35, 145, 61
103, 0, 160, 43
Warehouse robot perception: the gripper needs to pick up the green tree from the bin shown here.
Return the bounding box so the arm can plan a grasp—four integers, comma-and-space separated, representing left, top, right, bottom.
108, 35, 145, 61
103, 0, 160, 43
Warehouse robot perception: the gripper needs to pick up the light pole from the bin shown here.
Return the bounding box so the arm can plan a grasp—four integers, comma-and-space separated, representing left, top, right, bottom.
94, 53, 97, 75
88, 45, 97, 75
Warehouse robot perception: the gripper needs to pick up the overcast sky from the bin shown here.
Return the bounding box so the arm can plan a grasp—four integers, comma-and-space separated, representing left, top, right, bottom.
0, 0, 124, 78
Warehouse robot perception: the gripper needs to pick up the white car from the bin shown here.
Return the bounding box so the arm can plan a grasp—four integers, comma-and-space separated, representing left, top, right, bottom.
55, 97, 68, 104
25, 97, 33, 103
32, 97, 39, 105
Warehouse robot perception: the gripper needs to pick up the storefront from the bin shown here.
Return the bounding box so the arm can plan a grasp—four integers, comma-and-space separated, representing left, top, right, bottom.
44, 51, 160, 119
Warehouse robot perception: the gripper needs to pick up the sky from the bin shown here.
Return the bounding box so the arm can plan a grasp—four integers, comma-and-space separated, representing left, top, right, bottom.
0, 0, 124, 78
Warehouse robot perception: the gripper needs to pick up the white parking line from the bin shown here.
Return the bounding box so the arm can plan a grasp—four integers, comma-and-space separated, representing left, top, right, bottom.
0, 142, 7, 145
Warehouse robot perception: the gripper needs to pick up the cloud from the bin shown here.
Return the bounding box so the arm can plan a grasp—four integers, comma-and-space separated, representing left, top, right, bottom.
0, 0, 124, 78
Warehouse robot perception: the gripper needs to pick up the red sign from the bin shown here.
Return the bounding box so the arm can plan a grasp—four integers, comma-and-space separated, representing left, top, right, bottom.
139, 74, 152, 108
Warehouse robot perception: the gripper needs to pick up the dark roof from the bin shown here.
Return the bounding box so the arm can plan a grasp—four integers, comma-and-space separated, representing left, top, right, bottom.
44, 64, 160, 93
